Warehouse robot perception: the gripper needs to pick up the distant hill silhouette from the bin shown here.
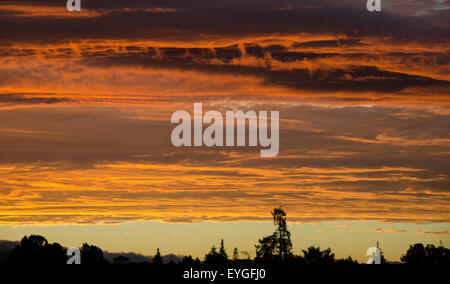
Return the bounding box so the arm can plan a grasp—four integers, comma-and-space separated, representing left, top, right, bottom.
103, 251, 152, 264
0, 239, 182, 264
103, 251, 182, 264
0, 240, 18, 263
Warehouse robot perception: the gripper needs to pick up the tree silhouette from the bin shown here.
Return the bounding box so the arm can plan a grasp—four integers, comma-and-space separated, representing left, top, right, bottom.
5, 235, 65, 264
302, 246, 335, 264
401, 243, 450, 264
181, 255, 194, 266
219, 239, 227, 259
204, 240, 228, 265
335, 256, 358, 264
204, 245, 218, 264
153, 248, 163, 265
255, 235, 276, 261
232, 247, 239, 262
193, 257, 201, 266
45, 242, 66, 264
81, 243, 108, 264
376, 241, 387, 264
426, 242, 450, 264
255, 207, 293, 261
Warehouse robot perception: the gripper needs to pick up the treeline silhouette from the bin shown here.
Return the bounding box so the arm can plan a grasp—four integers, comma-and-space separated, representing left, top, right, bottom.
3, 207, 449, 265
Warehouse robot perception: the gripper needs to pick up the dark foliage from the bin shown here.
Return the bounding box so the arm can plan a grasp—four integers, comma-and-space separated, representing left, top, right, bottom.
401, 243, 450, 264
5, 235, 66, 264
204, 239, 228, 265
153, 248, 164, 265
255, 207, 293, 262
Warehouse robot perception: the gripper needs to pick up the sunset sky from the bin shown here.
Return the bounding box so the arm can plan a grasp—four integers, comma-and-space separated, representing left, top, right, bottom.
0, 0, 449, 262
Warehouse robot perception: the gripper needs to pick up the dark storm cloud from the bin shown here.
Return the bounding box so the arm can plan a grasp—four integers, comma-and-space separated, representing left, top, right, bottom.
0, 240, 18, 263
78, 50, 450, 93
1, 0, 447, 95
0, 0, 448, 44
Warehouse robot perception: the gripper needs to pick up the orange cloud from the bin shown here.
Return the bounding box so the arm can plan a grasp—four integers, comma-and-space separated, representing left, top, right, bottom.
0, 1, 448, 229
0, 161, 449, 225
369, 228, 408, 233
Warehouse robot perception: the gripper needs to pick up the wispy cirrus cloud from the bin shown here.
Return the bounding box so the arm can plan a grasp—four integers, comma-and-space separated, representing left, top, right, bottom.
416, 230, 450, 235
